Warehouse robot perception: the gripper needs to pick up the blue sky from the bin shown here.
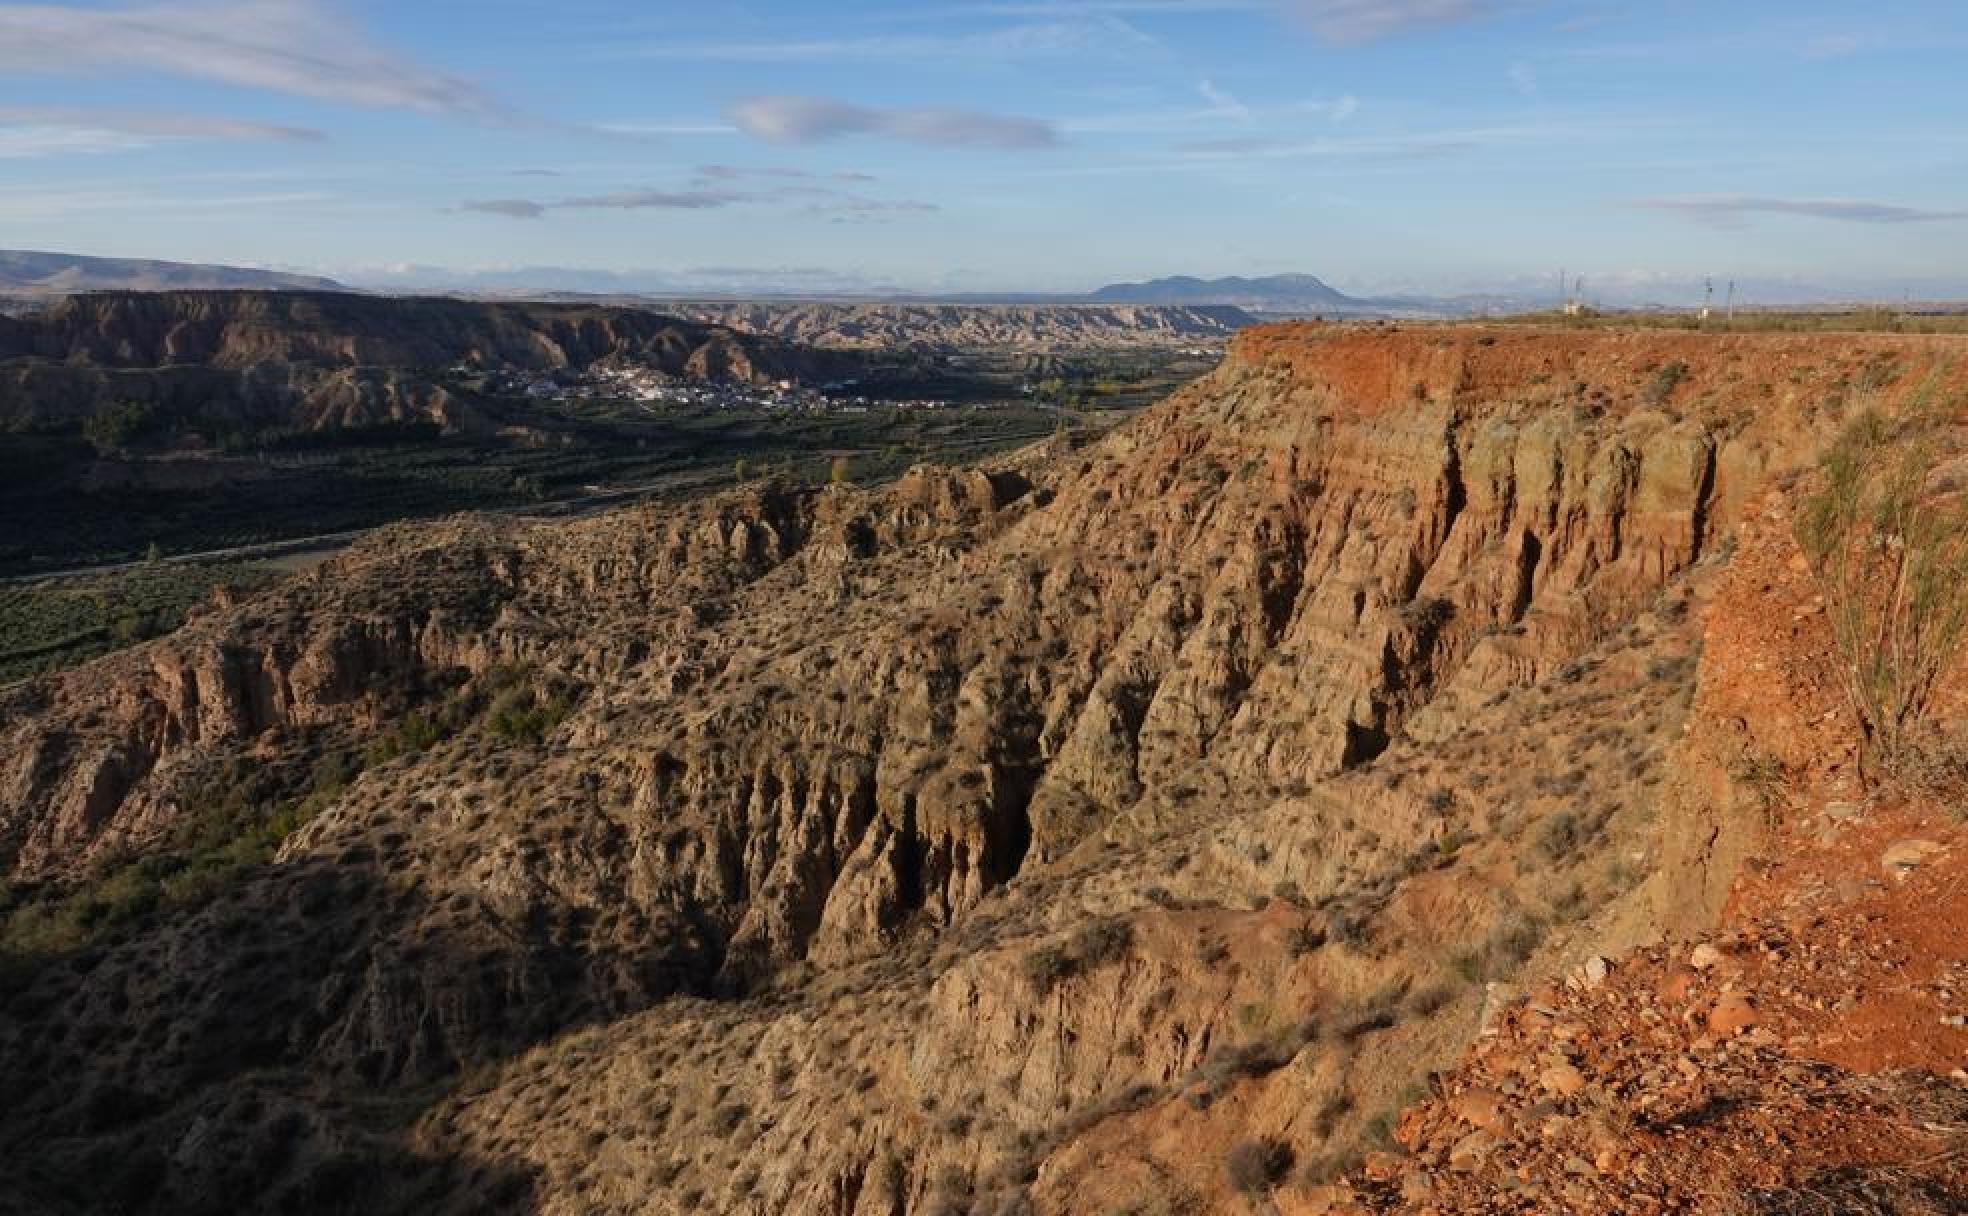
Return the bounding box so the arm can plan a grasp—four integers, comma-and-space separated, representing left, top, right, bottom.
3, 1, 1967, 300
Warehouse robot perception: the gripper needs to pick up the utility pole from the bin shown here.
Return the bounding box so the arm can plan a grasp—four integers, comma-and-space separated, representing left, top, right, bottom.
1726, 280, 1736, 324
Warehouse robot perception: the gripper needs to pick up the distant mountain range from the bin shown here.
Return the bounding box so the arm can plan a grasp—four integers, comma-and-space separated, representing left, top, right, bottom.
0, 256, 1518, 320
1088, 273, 1375, 313
14, 251, 1962, 317
0, 250, 345, 296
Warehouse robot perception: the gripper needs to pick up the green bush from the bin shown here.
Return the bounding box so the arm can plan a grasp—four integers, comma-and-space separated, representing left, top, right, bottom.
364, 712, 444, 764
82, 400, 158, 455
0, 747, 356, 973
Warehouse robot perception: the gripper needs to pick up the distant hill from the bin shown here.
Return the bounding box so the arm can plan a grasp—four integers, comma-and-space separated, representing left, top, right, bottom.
1089, 273, 1374, 314
0, 250, 345, 296
652, 301, 1255, 352
0, 290, 857, 435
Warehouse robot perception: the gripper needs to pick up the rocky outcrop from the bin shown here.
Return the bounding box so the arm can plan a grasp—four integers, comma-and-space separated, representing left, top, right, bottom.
3, 324, 1965, 1215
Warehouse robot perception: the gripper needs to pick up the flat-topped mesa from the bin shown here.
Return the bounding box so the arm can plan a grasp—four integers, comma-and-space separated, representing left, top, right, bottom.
1226, 320, 1968, 418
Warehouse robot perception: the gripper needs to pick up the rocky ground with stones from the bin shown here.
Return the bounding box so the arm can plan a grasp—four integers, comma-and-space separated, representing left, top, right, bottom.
1294, 488, 1968, 1216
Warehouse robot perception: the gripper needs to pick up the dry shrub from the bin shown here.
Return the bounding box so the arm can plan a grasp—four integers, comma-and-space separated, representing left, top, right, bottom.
1223, 1137, 1292, 1194
1796, 406, 1968, 779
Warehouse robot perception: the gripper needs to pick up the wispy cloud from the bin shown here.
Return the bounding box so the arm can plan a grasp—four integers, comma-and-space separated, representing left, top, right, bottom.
1637, 195, 1968, 228
0, 184, 333, 218
0, 0, 498, 117
617, 17, 1157, 62
458, 199, 550, 219
728, 96, 1059, 149
563, 189, 755, 211
1174, 131, 1471, 159
1802, 33, 1867, 61
698, 164, 880, 184
1196, 79, 1252, 122
1285, 1, 1512, 43
908, 1, 1516, 43
1063, 91, 1356, 135
459, 189, 747, 218
930, 1, 1261, 12
0, 126, 150, 158
0, 106, 325, 155
1311, 95, 1360, 122
592, 120, 737, 139
456, 180, 940, 221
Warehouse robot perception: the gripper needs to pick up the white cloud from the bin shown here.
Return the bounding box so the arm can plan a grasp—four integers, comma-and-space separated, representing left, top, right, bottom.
728, 96, 1059, 149
0, 0, 497, 116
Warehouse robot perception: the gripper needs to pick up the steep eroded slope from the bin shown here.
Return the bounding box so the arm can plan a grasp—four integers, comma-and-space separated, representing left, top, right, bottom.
3, 324, 1963, 1213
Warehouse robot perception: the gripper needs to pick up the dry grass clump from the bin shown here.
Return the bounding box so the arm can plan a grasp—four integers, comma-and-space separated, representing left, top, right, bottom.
1020, 918, 1134, 991
1796, 406, 1968, 781
1223, 1136, 1292, 1194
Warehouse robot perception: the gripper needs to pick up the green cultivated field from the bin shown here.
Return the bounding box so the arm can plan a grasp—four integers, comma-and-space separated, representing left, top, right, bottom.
0, 560, 283, 684
0, 347, 1215, 680
0, 398, 1073, 578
